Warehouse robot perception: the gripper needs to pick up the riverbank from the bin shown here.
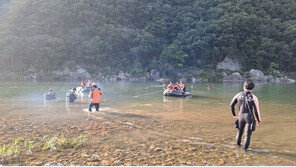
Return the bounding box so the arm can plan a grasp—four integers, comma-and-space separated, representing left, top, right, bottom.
1, 68, 295, 84
1, 108, 295, 166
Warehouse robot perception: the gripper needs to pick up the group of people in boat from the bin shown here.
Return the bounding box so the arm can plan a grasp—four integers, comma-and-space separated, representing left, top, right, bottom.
44, 79, 106, 112
167, 81, 186, 92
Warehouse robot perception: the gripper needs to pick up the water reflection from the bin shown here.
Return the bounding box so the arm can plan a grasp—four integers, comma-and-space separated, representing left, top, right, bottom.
163, 96, 184, 113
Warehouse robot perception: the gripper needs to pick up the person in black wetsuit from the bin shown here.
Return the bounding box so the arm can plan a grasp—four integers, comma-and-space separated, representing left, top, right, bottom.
230, 81, 262, 150
66, 88, 77, 103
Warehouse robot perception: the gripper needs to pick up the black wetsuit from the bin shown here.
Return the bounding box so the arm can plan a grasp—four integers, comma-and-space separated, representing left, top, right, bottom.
182, 84, 186, 92
69, 93, 77, 103
230, 91, 260, 150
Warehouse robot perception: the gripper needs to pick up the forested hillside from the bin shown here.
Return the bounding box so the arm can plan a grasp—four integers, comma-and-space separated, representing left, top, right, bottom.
0, 0, 10, 18
0, 0, 295, 78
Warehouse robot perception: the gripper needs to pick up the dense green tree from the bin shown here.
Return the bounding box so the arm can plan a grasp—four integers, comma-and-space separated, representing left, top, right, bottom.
0, 0, 295, 77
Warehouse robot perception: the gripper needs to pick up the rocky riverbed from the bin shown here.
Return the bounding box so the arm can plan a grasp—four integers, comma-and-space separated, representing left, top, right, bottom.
0, 110, 294, 166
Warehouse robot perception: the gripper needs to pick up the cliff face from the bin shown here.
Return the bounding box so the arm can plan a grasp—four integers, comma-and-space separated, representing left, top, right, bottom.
0, 0, 10, 19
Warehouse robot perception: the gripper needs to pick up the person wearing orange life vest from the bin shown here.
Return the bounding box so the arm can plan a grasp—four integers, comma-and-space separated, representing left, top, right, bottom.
88, 82, 106, 112
81, 80, 86, 87
167, 82, 174, 90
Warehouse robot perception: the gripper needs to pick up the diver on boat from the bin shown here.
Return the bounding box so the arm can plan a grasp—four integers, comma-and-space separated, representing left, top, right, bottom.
230, 81, 262, 151
180, 81, 186, 93
89, 82, 106, 112
44, 88, 56, 100
66, 88, 77, 103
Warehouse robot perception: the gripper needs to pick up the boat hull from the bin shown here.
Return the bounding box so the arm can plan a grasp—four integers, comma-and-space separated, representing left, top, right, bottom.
163, 89, 192, 97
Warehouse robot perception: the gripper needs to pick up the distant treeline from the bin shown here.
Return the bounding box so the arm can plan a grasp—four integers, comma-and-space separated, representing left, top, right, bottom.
0, 0, 295, 77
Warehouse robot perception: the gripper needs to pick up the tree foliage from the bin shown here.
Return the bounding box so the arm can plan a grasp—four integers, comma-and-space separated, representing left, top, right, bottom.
0, 0, 295, 76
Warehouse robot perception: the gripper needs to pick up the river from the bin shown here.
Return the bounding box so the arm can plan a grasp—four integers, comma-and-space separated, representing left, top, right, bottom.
0, 81, 295, 165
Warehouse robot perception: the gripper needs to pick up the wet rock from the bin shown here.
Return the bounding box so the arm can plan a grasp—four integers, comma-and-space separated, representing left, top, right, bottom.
217, 56, 242, 71
118, 71, 131, 80
109, 75, 119, 81
81, 151, 90, 158
150, 145, 156, 149
52, 67, 91, 81
24, 73, 37, 82
191, 77, 202, 83
156, 78, 166, 83
76, 68, 91, 79
223, 72, 245, 82
139, 77, 147, 81
154, 147, 166, 152
249, 69, 267, 82
182, 161, 196, 165
271, 76, 295, 83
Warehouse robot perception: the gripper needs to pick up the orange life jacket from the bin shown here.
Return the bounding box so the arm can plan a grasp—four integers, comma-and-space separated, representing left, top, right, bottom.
89, 89, 103, 103
168, 84, 174, 90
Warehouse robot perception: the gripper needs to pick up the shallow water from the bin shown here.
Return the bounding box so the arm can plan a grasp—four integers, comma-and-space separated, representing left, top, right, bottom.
0, 81, 295, 165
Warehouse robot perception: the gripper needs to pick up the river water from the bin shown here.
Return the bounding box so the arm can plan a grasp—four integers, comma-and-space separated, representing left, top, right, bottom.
0, 81, 295, 165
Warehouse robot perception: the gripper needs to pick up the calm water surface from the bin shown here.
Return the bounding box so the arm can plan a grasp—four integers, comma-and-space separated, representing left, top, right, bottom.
0, 81, 295, 165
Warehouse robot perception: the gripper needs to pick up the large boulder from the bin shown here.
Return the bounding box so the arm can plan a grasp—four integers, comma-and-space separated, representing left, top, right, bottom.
139, 77, 147, 81
191, 77, 202, 83
118, 71, 131, 80
276, 76, 295, 83
223, 72, 245, 82
149, 69, 160, 81
76, 68, 91, 79
53, 67, 91, 81
217, 56, 242, 71
23, 73, 37, 81
249, 69, 267, 82
156, 78, 167, 83
268, 76, 295, 83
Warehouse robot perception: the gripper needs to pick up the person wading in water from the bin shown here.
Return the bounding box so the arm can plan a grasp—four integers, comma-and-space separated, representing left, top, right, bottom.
230, 81, 262, 151
89, 82, 106, 112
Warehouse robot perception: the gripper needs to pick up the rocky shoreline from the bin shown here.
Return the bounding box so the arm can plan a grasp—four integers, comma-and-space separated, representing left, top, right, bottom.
1, 109, 293, 166
1, 67, 294, 84
1, 56, 295, 84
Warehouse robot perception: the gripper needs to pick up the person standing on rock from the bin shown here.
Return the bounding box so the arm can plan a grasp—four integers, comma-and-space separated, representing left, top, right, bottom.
89, 82, 106, 112
230, 81, 262, 151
